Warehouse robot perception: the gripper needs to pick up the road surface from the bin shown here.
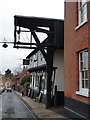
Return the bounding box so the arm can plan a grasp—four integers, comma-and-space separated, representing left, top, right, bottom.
1, 91, 37, 119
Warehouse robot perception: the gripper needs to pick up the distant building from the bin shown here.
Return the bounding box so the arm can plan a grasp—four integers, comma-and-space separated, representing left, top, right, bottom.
0, 73, 2, 78
5, 81, 11, 88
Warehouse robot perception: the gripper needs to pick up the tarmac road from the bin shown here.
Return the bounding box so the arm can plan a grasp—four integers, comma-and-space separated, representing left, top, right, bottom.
1, 91, 37, 120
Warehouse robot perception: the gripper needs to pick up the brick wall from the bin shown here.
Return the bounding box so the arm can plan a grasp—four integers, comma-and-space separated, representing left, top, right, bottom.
64, 2, 89, 104
88, 2, 90, 105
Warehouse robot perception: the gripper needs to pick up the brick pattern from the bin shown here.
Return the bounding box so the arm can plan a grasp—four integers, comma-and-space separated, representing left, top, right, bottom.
88, 2, 90, 105
64, 2, 89, 104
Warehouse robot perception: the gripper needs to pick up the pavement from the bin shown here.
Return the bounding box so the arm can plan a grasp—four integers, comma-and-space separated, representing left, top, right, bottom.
14, 91, 71, 120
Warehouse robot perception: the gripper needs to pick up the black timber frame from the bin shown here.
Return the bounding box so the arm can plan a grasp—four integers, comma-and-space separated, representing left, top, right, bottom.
14, 15, 64, 108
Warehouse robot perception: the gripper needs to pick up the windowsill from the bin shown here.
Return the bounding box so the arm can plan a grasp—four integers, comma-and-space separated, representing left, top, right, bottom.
75, 19, 88, 31
76, 91, 89, 97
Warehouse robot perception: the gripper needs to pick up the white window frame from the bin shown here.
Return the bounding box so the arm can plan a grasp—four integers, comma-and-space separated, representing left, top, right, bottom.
78, 0, 87, 25
76, 49, 89, 97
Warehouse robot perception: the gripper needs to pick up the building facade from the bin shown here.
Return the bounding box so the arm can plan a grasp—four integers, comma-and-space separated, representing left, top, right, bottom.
14, 16, 64, 108
26, 48, 64, 106
64, 1, 90, 119
27, 50, 47, 104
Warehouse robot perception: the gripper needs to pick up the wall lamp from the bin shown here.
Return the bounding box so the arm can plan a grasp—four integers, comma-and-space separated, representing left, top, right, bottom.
0, 38, 14, 48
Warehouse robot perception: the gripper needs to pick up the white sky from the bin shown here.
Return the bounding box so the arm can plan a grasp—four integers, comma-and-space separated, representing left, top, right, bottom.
0, 0, 64, 74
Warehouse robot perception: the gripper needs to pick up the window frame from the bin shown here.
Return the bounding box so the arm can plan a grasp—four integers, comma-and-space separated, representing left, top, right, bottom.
78, 0, 87, 25
78, 49, 89, 96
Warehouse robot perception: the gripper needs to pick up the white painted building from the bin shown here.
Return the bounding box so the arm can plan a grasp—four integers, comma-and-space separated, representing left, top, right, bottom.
26, 50, 47, 102
26, 48, 64, 105
53, 49, 64, 93
27, 50, 46, 69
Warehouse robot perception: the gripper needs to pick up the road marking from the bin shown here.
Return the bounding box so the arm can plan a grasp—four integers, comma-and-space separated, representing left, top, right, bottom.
21, 99, 38, 120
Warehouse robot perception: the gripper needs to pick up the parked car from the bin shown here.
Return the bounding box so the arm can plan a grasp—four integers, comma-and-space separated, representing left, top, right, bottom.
0, 87, 5, 93
6, 87, 12, 92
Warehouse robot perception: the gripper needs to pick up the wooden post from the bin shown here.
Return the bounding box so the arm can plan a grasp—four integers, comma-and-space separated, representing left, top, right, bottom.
46, 25, 54, 109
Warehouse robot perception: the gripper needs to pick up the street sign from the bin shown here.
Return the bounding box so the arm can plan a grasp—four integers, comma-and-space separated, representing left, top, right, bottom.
23, 59, 29, 65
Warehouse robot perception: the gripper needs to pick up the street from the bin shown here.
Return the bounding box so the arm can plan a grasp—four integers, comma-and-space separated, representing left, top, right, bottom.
1, 91, 37, 119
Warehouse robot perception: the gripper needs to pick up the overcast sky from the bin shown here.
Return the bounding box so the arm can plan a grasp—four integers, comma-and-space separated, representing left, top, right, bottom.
0, 0, 64, 74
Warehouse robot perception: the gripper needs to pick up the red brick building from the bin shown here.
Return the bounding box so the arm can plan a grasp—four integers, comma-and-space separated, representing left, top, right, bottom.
64, 1, 90, 119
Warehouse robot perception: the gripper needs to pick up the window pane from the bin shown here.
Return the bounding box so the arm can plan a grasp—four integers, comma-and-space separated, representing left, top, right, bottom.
85, 80, 89, 88
82, 71, 84, 79
83, 4, 87, 13
81, 8, 84, 23
80, 52, 83, 61
84, 60, 88, 69
84, 51, 88, 69
85, 70, 88, 79
80, 1, 82, 8
84, 50, 88, 60
82, 0, 87, 4
80, 0, 86, 7
79, 49, 88, 90
83, 6, 87, 21
79, 1, 87, 24
80, 62, 83, 69
82, 80, 84, 88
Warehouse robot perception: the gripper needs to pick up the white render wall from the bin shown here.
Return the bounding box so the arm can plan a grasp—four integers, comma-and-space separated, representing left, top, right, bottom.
53, 49, 64, 92
27, 50, 46, 69
37, 50, 46, 66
